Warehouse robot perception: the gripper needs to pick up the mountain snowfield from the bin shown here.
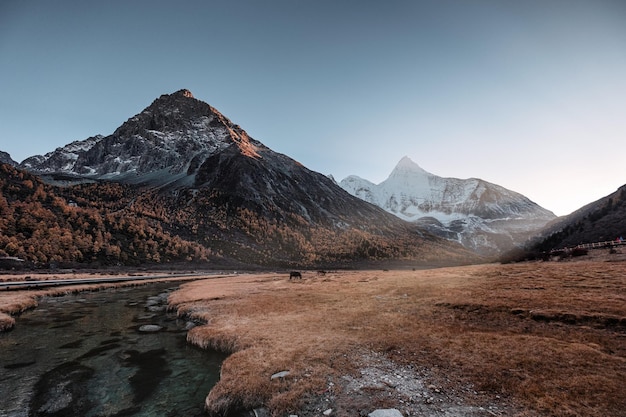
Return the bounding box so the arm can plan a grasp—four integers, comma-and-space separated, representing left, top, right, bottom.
340, 157, 556, 256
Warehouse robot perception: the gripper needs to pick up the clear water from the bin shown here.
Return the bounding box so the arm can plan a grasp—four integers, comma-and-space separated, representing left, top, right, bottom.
0, 282, 226, 417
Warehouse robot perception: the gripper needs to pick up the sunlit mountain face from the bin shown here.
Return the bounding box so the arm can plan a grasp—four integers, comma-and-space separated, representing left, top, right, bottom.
6, 90, 477, 268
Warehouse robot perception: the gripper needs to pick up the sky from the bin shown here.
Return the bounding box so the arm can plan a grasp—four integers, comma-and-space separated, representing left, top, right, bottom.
1, 0, 625, 216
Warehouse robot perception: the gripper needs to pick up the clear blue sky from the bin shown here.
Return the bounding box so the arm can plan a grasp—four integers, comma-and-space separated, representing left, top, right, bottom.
1, 0, 625, 216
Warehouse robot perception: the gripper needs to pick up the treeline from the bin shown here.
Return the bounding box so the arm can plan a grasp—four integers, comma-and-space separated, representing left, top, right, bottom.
157, 190, 464, 267
0, 163, 467, 269
0, 164, 212, 267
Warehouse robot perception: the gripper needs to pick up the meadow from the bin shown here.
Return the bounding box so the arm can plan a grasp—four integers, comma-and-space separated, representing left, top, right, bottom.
2, 258, 624, 416
169, 260, 626, 417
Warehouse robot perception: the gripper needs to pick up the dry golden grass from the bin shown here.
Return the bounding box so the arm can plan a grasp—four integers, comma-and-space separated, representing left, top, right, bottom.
169, 261, 626, 417
0, 312, 15, 331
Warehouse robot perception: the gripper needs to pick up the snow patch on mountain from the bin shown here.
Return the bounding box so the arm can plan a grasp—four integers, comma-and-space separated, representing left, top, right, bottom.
340, 156, 556, 256
19, 90, 261, 182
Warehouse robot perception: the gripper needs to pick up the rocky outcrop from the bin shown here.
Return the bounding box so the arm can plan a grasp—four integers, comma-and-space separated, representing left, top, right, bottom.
0, 151, 17, 166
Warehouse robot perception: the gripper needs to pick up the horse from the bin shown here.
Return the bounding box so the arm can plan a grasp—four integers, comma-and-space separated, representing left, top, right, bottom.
289, 271, 302, 280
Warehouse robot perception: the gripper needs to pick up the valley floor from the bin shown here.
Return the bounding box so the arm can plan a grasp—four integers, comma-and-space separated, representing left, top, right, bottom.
170, 258, 625, 417
2, 253, 625, 416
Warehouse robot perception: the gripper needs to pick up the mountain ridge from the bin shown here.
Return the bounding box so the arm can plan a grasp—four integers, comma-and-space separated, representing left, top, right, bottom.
522, 184, 626, 256
3, 90, 477, 268
20, 89, 262, 183
340, 157, 556, 256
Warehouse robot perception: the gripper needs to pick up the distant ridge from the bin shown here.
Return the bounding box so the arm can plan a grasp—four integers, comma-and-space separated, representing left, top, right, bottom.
340, 156, 556, 256
0, 151, 16, 166
523, 184, 626, 256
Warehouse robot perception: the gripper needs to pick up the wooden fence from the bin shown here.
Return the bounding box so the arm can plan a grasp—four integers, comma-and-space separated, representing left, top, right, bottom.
575, 239, 626, 250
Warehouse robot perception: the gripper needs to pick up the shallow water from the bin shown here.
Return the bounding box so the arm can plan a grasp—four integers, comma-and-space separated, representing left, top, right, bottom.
0, 282, 226, 417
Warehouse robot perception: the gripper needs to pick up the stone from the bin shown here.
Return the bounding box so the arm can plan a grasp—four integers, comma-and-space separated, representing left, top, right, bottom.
252, 408, 270, 417
368, 409, 403, 417
323, 409, 333, 416
138, 324, 163, 332
270, 370, 290, 380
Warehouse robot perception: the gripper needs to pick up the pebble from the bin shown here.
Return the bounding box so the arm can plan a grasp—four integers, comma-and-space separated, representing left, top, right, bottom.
138, 324, 162, 332
270, 370, 290, 380
368, 409, 403, 417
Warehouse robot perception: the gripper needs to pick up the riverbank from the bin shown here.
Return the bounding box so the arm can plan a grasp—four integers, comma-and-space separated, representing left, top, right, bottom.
0, 271, 220, 331
169, 261, 626, 417
1, 281, 226, 416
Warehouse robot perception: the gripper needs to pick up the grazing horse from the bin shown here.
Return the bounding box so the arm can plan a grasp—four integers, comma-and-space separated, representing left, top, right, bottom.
289, 271, 302, 280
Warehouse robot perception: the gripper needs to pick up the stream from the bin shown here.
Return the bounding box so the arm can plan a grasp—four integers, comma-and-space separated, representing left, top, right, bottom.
0, 282, 226, 417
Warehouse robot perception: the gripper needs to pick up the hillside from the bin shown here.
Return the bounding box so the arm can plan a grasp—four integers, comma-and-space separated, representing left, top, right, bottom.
0, 163, 213, 267
0, 162, 473, 269
1, 91, 477, 269
528, 184, 626, 253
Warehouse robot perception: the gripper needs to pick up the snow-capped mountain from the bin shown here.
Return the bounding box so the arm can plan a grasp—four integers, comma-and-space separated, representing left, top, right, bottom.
17, 90, 477, 267
20, 89, 259, 186
340, 157, 556, 256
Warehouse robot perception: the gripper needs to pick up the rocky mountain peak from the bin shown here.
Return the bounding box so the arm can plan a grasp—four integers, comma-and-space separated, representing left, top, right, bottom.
21, 90, 264, 180
0, 151, 17, 166
176, 89, 194, 98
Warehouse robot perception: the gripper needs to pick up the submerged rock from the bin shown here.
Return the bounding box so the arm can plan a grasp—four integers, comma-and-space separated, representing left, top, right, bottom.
138, 324, 163, 332
30, 361, 95, 416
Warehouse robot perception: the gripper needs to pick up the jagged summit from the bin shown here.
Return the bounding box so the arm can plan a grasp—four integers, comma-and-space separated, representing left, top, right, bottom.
176, 88, 194, 98
0, 151, 17, 166
387, 156, 432, 189
340, 157, 556, 256
21, 89, 262, 181
390, 156, 429, 177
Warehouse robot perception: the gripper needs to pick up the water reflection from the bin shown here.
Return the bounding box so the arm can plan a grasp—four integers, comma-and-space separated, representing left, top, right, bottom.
0, 282, 225, 417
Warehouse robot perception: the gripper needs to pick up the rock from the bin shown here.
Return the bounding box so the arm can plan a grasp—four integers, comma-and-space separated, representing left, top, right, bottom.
252, 408, 270, 417
368, 409, 403, 417
270, 370, 290, 380
138, 324, 163, 332
323, 409, 333, 416
145, 296, 162, 306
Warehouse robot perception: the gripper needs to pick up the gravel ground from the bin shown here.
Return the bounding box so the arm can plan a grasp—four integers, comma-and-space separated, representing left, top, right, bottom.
266, 351, 526, 417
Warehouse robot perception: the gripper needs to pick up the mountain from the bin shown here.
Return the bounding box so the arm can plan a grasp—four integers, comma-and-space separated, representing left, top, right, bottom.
11, 90, 476, 268
340, 157, 556, 256
523, 184, 626, 255
0, 151, 16, 166
21, 89, 251, 185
